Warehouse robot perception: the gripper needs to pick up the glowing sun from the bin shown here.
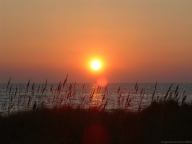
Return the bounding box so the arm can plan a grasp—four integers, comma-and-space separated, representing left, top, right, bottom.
90, 58, 103, 72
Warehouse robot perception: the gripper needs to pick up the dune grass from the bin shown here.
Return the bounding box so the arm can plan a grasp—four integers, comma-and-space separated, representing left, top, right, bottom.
0, 78, 192, 143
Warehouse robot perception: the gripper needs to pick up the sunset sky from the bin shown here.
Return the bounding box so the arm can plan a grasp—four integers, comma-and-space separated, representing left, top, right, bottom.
0, 0, 192, 82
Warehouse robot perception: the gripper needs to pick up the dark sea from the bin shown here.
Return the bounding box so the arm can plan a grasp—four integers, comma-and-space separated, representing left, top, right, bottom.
0, 83, 192, 114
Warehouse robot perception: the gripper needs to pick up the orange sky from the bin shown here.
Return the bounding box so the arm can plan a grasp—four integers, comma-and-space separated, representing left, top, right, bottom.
0, 0, 192, 82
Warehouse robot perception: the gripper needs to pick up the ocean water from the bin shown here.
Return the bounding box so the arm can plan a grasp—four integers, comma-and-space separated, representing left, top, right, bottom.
0, 83, 192, 114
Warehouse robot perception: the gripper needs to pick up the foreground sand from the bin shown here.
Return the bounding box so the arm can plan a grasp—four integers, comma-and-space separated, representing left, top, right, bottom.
0, 101, 192, 144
